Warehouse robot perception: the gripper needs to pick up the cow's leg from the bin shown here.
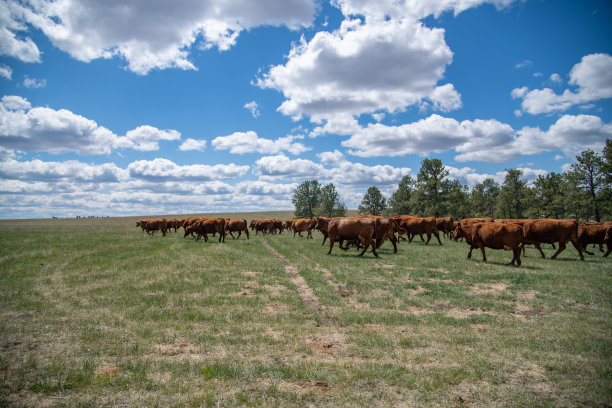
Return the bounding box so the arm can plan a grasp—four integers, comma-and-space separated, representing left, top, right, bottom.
357, 236, 369, 257
604, 243, 611, 258
327, 238, 335, 255
569, 239, 584, 261
479, 245, 487, 262
550, 241, 567, 259
321, 234, 328, 246
467, 245, 474, 259
533, 242, 546, 258
598, 243, 604, 252
425, 233, 432, 245
228, 231, 236, 239
307, 230, 312, 239
434, 231, 442, 245
391, 236, 398, 253
512, 248, 521, 266
583, 245, 595, 256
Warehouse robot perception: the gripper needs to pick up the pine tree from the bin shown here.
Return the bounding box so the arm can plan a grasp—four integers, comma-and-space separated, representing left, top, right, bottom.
358, 186, 386, 215
316, 183, 347, 217
470, 178, 499, 218
495, 169, 526, 219
388, 175, 414, 215
572, 149, 605, 221
415, 158, 450, 217
292, 180, 321, 219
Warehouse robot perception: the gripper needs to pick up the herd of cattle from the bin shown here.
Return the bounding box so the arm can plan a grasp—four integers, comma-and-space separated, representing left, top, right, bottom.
136, 215, 611, 266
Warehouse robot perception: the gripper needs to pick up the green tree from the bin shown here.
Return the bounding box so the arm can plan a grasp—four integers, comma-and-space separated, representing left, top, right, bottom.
560, 170, 589, 222
316, 183, 347, 217
495, 169, 527, 219
388, 175, 415, 215
572, 149, 605, 221
470, 178, 500, 217
446, 179, 471, 219
415, 158, 450, 217
358, 186, 387, 215
292, 180, 321, 219
532, 173, 565, 219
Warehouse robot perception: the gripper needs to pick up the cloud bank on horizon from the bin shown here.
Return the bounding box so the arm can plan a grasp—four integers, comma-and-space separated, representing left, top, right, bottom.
0, 0, 610, 218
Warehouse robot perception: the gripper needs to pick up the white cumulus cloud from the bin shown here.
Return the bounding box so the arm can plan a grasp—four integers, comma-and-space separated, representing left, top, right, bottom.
5, 0, 316, 74
211, 130, 309, 155
513, 53, 612, 115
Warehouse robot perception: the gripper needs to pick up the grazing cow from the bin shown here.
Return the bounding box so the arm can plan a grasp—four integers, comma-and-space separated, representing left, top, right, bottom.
394, 216, 442, 245
184, 218, 226, 242
291, 218, 314, 238
469, 222, 523, 266
522, 219, 584, 261
225, 218, 249, 239
578, 224, 610, 257
327, 218, 378, 257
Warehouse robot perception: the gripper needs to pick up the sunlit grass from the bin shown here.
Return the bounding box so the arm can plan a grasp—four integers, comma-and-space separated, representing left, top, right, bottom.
0, 213, 610, 407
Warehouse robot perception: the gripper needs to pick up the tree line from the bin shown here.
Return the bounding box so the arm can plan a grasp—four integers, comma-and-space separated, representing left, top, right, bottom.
293, 140, 612, 222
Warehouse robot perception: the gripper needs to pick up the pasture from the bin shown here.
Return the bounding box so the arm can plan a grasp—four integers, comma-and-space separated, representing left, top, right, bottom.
1, 212, 611, 407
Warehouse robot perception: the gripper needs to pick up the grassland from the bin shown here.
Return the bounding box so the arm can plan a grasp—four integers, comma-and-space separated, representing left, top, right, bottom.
0, 212, 611, 407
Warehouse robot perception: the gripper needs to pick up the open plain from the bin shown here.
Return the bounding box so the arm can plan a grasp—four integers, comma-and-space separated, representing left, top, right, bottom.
1, 212, 611, 407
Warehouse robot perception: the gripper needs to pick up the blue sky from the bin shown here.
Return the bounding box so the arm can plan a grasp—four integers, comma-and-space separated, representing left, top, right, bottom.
0, 0, 611, 219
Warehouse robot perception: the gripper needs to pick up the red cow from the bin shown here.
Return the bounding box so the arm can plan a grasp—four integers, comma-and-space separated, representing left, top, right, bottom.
522, 219, 584, 260
225, 219, 249, 239
469, 222, 523, 266
291, 218, 314, 238
327, 218, 378, 257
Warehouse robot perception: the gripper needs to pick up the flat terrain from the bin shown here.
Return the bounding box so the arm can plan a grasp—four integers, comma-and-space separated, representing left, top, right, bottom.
1, 213, 611, 407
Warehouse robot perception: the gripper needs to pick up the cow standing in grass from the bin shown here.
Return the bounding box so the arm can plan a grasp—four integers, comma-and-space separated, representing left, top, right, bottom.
327, 218, 378, 257
469, 222, 523, 266
225, 219, 249, 239
522, 219, 584, 261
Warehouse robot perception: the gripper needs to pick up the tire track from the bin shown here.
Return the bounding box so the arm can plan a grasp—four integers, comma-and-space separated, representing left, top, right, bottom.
262, 240, 328, 322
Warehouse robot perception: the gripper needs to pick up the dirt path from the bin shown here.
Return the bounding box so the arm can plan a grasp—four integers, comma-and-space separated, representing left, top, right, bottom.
262, 240, 327, 321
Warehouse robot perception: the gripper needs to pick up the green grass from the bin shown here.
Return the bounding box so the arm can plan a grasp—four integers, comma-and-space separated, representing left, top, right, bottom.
0, 212, 611, 407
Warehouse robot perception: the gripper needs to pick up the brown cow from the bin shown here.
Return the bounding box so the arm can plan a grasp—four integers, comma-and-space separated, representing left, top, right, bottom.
313, 216, 335, 245
578, 224, 610, 257
357, 215, 405, 253
435, 217, 454, 239
253, 219, 275, 235
522, 219, 584, 260
452, 218, 494, 241
184, 218, 226, 242
469, 222, 523, 266
291, 218, 314, 238
327, 218, 378, 257
395, 216, 442, 245
138, 218, 168, 236
283, 220, 294, 232
225, 219, 249, 239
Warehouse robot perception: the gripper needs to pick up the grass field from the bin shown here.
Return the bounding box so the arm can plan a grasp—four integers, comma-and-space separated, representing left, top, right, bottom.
1, 212, 611, 407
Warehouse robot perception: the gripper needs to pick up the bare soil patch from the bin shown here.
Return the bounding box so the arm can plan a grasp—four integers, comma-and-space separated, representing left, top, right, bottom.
468, 282, 509, 296
263, 240, 324, 315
